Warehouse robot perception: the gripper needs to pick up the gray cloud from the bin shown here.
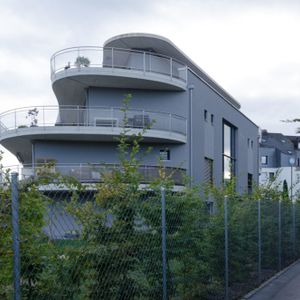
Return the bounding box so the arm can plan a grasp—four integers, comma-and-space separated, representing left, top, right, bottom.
1, 0, 300, 164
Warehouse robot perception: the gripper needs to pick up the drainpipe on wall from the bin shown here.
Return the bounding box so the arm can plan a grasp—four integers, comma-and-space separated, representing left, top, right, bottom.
188, 84, 194, 186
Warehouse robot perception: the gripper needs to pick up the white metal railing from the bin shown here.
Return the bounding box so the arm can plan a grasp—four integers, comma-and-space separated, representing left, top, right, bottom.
0, 105, 187, 137
2, 163, 186, 185
50, 46, 188, 83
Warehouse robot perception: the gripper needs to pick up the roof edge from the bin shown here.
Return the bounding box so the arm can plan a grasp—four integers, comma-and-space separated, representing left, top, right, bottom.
104, 33, 241, 110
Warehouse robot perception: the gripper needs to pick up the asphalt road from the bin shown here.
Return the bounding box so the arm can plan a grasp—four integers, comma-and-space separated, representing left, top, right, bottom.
247, 261, 300, 300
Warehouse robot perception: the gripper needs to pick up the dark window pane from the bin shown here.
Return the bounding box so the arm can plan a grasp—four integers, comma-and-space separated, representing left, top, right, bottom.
248, 173, 253, 194
160, 149, 170, 161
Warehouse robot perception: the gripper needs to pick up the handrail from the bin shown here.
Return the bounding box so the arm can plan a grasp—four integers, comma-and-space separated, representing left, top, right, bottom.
50, 46, 188, 83
2, 163, 186, 185
0, 105, 185, 120
0, 105, 187, 136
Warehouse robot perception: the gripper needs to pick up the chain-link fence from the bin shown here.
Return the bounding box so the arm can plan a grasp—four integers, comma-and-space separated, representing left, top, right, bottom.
2, 174, 300, 300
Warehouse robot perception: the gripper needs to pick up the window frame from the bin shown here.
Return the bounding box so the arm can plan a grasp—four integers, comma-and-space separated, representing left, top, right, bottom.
159, 149, 170, 161
222, 120, 236, 183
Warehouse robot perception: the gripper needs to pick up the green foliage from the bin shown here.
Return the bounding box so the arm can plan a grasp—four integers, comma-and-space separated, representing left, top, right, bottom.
2, 96, 300, 299
282, 180, 289, 200
75, 56, 90, 67
0, 175, 49, 299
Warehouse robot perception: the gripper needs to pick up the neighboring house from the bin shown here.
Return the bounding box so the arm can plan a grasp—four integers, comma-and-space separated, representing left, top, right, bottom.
260, 130, 300, 197
0, 33, 258, 192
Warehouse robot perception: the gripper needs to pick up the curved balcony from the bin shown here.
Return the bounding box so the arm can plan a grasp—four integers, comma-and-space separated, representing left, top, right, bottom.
2, 163, 186, 186
0, 106, 187, 147
50, 46, 187, 93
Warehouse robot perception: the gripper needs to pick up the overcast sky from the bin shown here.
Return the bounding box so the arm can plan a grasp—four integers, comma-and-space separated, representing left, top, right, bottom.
1, 0, 300, 165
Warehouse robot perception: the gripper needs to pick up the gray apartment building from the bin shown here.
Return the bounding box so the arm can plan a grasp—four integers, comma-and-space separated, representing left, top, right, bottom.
260, 130, 300, 196
0, 33, 258, 192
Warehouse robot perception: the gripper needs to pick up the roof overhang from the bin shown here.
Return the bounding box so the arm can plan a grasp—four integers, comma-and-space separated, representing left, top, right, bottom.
104, 33, 241, 109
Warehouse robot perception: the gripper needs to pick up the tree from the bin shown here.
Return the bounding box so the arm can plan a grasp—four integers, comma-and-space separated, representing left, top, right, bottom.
282, 179, 289, 200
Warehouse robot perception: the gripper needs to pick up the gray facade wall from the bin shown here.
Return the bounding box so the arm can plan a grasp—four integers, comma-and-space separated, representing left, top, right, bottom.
33, 67, 258, 193
34, 141, 186, 168
187, 70, 258, 192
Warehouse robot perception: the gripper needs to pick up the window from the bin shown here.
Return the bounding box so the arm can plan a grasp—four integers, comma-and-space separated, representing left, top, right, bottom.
204, 157, 213, 185
251, 140, 253, 149
160, 149, 170, 161
248, 173, 253, 194
211, 114, 214, 125
261, 156, 268, 165
269, 172, 275, 180
223, 121, 236, 183
204, 110, 208, 121
247, 138, 250, 148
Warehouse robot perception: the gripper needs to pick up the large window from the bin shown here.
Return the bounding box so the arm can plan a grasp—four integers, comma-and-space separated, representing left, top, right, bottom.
223, 121, 236, 182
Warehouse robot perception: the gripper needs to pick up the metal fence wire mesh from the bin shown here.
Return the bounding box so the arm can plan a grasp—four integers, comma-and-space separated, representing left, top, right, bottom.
3, 175, 300, 299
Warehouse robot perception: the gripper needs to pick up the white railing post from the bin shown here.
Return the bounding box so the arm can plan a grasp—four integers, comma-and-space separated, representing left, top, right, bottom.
169, 114, 172, 133
170, 58, 173, 79
77, 106, 80, 127
111, 108, 114, 129
79, 163, 82, 181
143, 52, 146, 74
14, 110, 17, 131
142, 110, 145, 128
77, 48, 80, 71
43, 106, 45, 128
111, 48, 114, 68
53, 56, 56, 74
